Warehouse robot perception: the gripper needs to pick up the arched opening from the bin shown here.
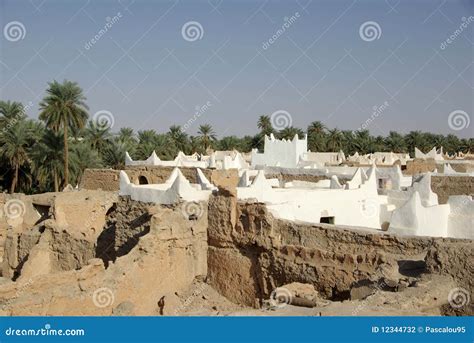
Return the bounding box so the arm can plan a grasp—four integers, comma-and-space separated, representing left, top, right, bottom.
138, 175, 149, 185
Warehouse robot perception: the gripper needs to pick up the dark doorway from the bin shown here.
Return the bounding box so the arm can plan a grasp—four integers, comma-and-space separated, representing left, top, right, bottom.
138, 175, 149, 184
320, 216, 335, 224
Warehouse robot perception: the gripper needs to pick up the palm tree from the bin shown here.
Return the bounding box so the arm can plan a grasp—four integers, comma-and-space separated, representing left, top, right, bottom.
277, 127, 304, 140
31, 129, 64, 192
84, 120, 112, 154
104, 140, 128, 170
168, 125, 189, 154
117, 127, 136, 146
326, 128, 344, 152
353, 130, 375, 154
257, 115, 273, 135
385, 131, 406, 153
198, 124, 217, 151
0, 100, 25, 127
0, 120, 32, 193
39, 80, 89, 186
405, 131, 425, 157
307, 121, 327, 152
69, 141, 102, 186
218, 136, 241, 150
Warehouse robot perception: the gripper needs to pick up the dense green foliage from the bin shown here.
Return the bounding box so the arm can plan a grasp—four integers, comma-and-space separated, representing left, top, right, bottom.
1, 82, 472, 194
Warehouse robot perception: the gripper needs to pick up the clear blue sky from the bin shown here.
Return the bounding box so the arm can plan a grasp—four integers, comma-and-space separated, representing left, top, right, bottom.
1, 0, 473, 138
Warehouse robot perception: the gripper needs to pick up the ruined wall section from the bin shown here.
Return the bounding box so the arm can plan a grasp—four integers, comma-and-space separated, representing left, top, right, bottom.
0, 199, 208, 315
431, 175, 474, 204
207, 192, 474, 308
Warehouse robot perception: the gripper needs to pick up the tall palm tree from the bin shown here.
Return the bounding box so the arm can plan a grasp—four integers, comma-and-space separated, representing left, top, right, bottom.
198, 124, 216, 151
307, 121, 327, 152
0, 120, 32, 193
39, 80, 89, 186
31, 129, 64, 192
257, 115, 273, 135
326, 128, 344, 152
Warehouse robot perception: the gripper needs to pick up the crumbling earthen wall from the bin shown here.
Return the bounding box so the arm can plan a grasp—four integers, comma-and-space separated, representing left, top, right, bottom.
207, 192, 474, 309
431, 175, 474, 204
405, 159, 437, 175
0, 198, 208, 315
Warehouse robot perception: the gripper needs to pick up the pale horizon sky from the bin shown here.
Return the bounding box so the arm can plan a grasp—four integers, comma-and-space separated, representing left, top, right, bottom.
0, 0, 473, 138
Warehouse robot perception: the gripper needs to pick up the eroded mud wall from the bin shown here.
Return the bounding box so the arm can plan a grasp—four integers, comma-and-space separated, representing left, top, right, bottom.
207, 192, 474, 308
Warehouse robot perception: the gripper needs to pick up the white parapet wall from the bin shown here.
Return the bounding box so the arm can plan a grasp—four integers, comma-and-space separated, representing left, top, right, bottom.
386, 172, 474, 239
237, 166, 384, 230
415, 147, 444, 161
119, 168, 216, 204
125, 151, 210, 168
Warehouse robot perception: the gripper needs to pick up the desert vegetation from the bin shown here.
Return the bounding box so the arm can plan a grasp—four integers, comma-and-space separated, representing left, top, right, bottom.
1, 80, 473, 194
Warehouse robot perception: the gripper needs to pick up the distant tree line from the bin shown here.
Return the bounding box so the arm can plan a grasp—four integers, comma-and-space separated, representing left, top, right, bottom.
1, 80, 472, 194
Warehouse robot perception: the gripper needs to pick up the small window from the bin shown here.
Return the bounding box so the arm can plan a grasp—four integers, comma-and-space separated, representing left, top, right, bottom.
320, 216, 335, 224
138, 175, 149, 184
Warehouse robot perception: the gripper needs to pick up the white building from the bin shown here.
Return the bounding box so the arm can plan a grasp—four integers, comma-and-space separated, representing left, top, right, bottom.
251, 134, 308, 168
